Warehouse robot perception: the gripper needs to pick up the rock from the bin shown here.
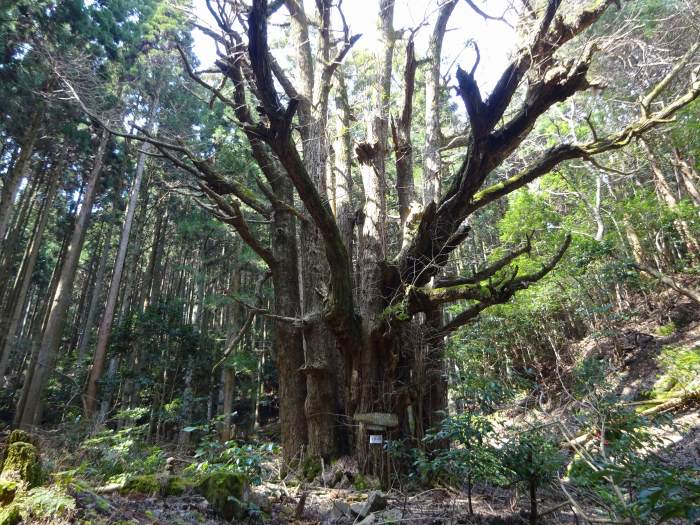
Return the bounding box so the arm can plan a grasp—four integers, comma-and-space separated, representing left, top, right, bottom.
331, 499, 352, 518
248, 490, 272, 513
120, 474, 192, 497
357, 513, 379, 525
196, 471, 249, 521
0, 480, 18, 506
379, 508, 402, 523
0, 505, 20, 525
358, 490, 387, 517
336, 474, 352, 489
120, 474, 160, 495
6, 430, 37, 448
322, 467, 343, 487
350, 502, 365, 516
0, 442, 41, 488
357, 509, 401, 525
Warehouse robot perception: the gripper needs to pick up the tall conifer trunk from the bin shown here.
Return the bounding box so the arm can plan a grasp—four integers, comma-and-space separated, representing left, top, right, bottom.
84, 95, 158, 418
17, 128, 109, 427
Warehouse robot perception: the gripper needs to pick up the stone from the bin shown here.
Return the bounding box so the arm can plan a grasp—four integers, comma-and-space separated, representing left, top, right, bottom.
322, 467, 343, 487
358, 509, 402, 525
358, 491, 387, 517
377, 508, 402, 523
350, 502, 365, 516
120, 474, 160, 495
248, 490, 272, 513
196, 471, 249, 521
357, 513, 379, 525
120, 474, 192, 497
331, 499, 352, 518
336, 474, 352, 489
0, 442, 41, 488
0, 480, 18, 506
0, 505, 20, 525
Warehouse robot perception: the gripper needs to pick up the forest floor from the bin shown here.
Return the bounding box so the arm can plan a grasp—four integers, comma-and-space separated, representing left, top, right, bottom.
4, 296, 700, 524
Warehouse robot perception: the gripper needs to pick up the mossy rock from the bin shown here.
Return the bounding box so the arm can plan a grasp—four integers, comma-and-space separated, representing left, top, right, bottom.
0, 505, 20, 525
120, 474, 193, 497
164, 476, 191, 496
196, 471, 249, 521
6, 431, 37, 448
0, 480, 18, 506
0, 442, 41, 488
120, 474, 160, 496
0, 430, 38, 473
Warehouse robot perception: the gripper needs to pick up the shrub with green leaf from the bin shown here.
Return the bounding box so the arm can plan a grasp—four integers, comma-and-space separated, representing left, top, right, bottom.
78, 426, 165, 483
422, 413, 506, 515
183, 429, 277, 485
501, 429, 564, 525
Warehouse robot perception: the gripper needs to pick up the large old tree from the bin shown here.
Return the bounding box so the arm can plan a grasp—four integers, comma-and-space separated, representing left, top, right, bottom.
72, 0, 699, 471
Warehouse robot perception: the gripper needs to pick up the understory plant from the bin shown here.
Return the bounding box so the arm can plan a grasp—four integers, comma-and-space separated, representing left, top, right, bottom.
420, 413, 506, 515
183, 428, 277, 485
567, 404, 700, 523
78, 425, 165, 483
501, 429, 564, 525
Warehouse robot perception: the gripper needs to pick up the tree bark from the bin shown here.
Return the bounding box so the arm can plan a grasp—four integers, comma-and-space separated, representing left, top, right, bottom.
641, 139, 700, 259
422, 0, 457, 204
84, 96, 158, 418
0, 164, 60, 384
0, 110, 42, 249
17, 128, 109, 428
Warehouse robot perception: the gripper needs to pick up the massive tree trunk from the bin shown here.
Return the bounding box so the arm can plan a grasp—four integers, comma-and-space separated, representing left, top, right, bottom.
287, 0, 343, 461
349, 0, 399, 476
17, 128, 109, 428
269, 177, 308, 466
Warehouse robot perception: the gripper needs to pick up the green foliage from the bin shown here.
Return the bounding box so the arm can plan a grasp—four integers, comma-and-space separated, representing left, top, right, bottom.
568, 405, 700, 523
0, 485, 75, 525
15, 486, 76, 519
501, 430, 564, 489
417, 414, 506, 489
0, 505, 20, 525
184, 430, 276, 486
78, 426, 165, 483
652, 345, 700, 399
657, 321, 677, 336
571, 357, 609, 399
